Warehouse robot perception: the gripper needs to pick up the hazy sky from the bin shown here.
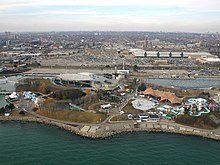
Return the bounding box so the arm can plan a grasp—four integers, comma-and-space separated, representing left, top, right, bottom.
0, 0, 220, 32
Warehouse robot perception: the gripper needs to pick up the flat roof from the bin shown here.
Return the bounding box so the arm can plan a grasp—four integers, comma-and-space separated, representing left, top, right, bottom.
130, 49, 215, 58
58, 73, 93, 81
58, 72, 108, 82
201, 58, 220, 62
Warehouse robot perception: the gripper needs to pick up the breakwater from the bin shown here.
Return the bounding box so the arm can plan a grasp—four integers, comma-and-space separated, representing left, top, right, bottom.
0, 116, 220, 141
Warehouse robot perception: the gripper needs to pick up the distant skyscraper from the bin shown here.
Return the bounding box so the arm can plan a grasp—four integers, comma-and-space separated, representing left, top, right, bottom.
5, 40, 11, 46
145, 35, 148, 49
4, 32, 16, 40
5, 32, 11, 36
136, 41, 145, 49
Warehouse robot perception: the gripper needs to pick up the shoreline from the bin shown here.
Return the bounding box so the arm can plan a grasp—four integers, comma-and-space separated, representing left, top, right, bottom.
0, 116, 220, 141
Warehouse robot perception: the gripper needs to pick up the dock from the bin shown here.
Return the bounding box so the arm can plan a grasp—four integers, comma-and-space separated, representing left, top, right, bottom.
0, 91, 12, 95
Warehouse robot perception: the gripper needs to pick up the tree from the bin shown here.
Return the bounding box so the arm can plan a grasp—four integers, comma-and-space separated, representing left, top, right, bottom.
8, 103, 15, 110
181, 52, 184, 58
169, 52, 172, 58
157, 52, 160, 58
19, 111, 26, 115
138, 83, 147, 91
133, 65, 139, 71
0, 107, 5, 114
133, 78, 138, 85
13, 64, 18, 68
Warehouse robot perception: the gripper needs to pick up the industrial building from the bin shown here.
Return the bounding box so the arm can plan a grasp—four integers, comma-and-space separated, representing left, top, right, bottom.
129, 49, 216, 59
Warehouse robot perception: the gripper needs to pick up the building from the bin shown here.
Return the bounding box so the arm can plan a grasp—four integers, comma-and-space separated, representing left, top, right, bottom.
130, 49, 187, 58
20, 53, 42, 58
129, 49, 146, 57
142, 88, 183, 104
198, 57, 220, 64
129, 49, 216, 59
136, 41, 146, 49
187, 52, 217, 59
5, 92, 19, 102
154, 60, 168, 65
55, 72, 109, 88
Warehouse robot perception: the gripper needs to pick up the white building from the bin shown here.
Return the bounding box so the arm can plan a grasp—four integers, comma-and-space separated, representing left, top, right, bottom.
198, 57, 220, 63
20, 53, 42, 58
129, 49, 216, 59
58, 72, 108, 83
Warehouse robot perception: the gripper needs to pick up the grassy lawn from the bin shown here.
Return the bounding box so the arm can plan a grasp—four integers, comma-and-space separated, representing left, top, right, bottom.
121, 100, 143, 114
175, 113, 218, 130
10, 110, 34, 117
16, 79, 86, 100
111, 114, 129, 121
17, 79, 60, 94
44, 97, 56, 103
36, 108, 107, 124
87, 102, 103, 111
87, 101, 116, 111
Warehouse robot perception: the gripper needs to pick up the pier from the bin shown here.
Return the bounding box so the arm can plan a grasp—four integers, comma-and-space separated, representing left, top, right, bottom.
0, 91, 12, 95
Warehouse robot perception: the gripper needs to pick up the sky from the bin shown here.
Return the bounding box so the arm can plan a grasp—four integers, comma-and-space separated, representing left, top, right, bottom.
0, 0, 220, 32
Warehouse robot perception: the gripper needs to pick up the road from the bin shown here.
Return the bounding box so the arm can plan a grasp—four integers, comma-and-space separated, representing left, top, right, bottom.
24, 68, 115, 75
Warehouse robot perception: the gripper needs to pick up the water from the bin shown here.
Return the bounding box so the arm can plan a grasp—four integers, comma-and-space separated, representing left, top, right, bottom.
146, 78, 220, 89
0, 75, 53, 92
0, 95, 7, 108
0, 76, 22, 92
0, 122, 219, 165
1, 76, 220, 164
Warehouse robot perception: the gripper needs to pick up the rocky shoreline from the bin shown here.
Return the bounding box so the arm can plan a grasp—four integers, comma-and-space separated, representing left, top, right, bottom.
0, 116, 220, 141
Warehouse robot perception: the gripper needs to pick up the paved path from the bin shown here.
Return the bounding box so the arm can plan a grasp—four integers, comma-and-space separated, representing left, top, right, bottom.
25, 68, 115, 75
15, 89, 220, 139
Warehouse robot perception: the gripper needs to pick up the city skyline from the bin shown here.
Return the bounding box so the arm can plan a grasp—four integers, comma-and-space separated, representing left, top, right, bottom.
0, 0, 220, 33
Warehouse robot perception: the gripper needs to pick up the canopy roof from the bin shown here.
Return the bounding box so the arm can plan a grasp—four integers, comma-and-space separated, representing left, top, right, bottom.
143, 87, 183, 104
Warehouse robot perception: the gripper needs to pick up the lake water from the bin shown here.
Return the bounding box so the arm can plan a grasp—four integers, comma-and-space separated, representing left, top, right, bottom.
0, 75, 22, 92
1, 76, 220, 165
0, 122, 219, 165
146, 78, 220, 89
0, 95, 8, 108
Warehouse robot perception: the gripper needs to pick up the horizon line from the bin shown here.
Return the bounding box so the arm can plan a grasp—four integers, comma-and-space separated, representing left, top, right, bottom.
0, 30, 218, 34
